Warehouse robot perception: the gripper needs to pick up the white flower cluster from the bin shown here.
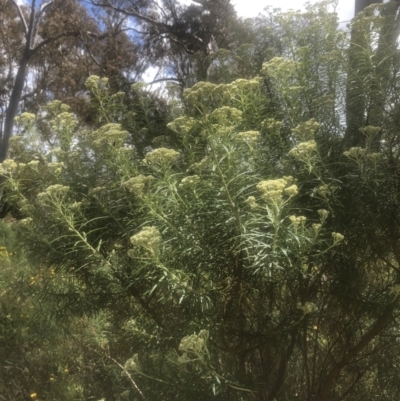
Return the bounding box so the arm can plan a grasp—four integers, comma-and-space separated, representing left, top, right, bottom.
15, 112, 36, 127
316, 184, 330, 198
332, 232, 344, 244
130, 226, 162, 250
297, 302, 318, 314
48, 162, 64, 175
90, 123, 128, 148
245, 196, 258, 209
124, 354, 140, 372
224, 78, 261, 98
179, 175, 200, 188
27, 160, 40, 170
0, 159, 18, 174
85, 75, 109, 92
293, 119, 320, 140
177, 329, 209, 363
262, 118, 282, 133
210, 106, 243, 126
343, 147, 366, 159
359, 125, 381, 140
183, 82, 218, 106
124, 175, 155, 194
70, 202, 82, 211
289, 140, 317, 161
318, 209, 329, 221
289, 215, 307, 227
50, 112, 77, 134
190, 157, 209, 173
261, 57, 297, 78
167, 117, 197, 136
143, 148, 180, 166
37, 184, 70, 204
312, 223, 322, 235
236, 131, 260, 143
257, 176, 298, 202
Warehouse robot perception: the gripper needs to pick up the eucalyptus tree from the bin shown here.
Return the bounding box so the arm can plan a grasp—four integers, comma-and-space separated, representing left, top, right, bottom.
90, 0, 253, 86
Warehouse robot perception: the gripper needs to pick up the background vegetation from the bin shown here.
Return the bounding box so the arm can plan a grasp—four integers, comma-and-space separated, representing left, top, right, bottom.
1, 1, 400, 400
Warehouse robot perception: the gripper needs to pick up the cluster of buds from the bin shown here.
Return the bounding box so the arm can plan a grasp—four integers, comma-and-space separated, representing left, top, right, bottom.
256, 176, 298, 203
177, 330, 209, 364
124, 175, 155, 195
130, 226, 162, 250
143, 148, 180, 167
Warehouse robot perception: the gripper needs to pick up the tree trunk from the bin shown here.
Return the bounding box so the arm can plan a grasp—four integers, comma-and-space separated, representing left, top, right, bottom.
343, 0, 384, 149
0, 51, 30, 163
355, 0, 383, 15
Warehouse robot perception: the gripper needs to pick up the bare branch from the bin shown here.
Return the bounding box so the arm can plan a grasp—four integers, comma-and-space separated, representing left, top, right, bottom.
31, 30, 79, 55
145, 77, 183, 84
90, 0, 205, 47
91, 0, 171, 30
39, 0, 54, 13
9, 0, 28, 35
32, 0, 55, 46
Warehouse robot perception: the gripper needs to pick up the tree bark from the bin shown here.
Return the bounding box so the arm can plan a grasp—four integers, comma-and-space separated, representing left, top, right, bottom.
0, 51, 30, 163
355, 0, 383, 15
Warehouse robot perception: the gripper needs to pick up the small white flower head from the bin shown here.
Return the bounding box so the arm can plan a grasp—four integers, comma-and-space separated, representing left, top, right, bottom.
143, 148, 180, 167
261, 57, 297, 79
124, 175, 155, 195
210, 106, 243, 126
45, 100, 70, 117
312, 223, 322, 235
167, 117, 197, 136
332, 232, 344, 244
37, 184, 70, 205
245, 196, 258, 209
179, 175, 200, 188
262, 118, 282, 134
297, 302, 317, 314
90, 123, 128, 148
289, 140, 317, 161
178, 330, 209, 355
124, 354, 140, 372
359, 125, 381, 141
89, 186, 107, 197
70, 202, 82, 211
15, 112, 36, 128
318, 209, 329, 222
183, 81, 218, 107
47, 162, 64, 175
367, 152, 380, 162
289, 215, 307, 227
26, 160, 40, 170
284, 184, 298, 197
257, 176, 297, 203
236, 130, 260, 143
315, 184, 331, 199
343, 147, 366, 160
1, 159, 18, 174
85, 75, 109, 93
130, 226, 162, 251
293, 119, 320, 140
